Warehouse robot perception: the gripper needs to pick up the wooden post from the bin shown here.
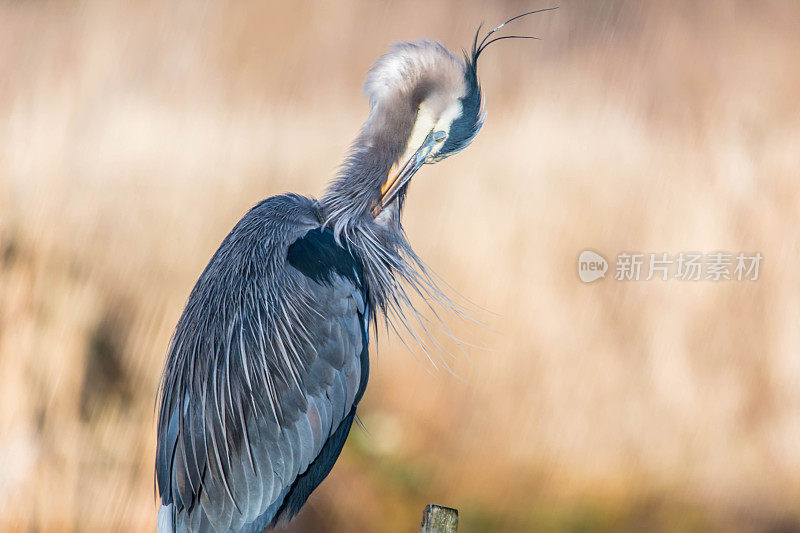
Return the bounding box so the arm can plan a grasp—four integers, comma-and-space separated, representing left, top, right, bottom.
419, 504, 458, 533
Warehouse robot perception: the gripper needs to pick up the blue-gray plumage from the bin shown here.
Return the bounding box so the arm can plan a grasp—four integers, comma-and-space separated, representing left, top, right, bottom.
155, 11, 549, 532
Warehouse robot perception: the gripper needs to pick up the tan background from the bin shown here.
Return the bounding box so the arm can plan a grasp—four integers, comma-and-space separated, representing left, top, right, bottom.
1, 1, 799, 531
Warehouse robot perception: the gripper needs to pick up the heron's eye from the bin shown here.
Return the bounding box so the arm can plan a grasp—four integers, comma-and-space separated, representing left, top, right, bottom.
433, 131, 446, 143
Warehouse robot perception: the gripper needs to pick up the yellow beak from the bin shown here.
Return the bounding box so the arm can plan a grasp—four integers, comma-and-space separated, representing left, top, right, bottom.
372, 131, 441, 217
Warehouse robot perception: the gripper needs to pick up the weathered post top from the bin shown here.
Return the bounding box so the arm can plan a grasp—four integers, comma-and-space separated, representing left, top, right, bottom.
419, 504, 459, 533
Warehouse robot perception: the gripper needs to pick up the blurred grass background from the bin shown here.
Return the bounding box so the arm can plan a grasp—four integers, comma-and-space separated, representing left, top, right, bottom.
1, 0, 799, 531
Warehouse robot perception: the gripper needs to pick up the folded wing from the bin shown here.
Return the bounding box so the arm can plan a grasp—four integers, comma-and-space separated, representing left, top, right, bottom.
155, 196, 370, 532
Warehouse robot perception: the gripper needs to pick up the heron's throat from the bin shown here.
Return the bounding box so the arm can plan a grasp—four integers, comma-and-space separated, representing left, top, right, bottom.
321, 101, 419, 229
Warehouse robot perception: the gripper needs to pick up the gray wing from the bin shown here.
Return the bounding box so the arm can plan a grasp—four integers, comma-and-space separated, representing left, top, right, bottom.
155, 197, 370, 532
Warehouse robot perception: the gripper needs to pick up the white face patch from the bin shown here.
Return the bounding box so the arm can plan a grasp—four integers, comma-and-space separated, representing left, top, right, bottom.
399, 100, 463, 162
399, 103, 437, 164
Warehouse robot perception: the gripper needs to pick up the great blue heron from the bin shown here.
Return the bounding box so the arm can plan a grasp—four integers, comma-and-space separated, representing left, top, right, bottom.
156, 10, 551, 532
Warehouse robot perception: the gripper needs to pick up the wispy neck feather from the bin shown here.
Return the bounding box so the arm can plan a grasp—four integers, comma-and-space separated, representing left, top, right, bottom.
323, 209, 470, 371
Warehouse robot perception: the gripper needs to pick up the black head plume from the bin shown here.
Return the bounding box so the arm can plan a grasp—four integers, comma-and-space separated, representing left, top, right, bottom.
440, 7, 558, 156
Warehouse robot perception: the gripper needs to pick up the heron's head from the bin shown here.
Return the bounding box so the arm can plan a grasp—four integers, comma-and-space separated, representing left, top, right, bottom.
365, 40, 483, 217
364, 11, 553, 219
323, 10, 554, 225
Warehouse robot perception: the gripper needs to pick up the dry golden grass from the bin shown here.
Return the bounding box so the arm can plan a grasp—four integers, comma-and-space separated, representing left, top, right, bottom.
1, 1, 799, 531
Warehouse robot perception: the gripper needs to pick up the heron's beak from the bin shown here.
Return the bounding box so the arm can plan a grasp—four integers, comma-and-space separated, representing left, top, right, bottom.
372, 131, 439, 218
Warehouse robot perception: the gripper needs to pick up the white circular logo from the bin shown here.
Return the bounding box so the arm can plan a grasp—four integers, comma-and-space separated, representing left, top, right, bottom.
578, 250, 608, 283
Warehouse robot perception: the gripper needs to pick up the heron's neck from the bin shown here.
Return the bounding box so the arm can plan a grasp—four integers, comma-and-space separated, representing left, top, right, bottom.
321, 99, 416, 233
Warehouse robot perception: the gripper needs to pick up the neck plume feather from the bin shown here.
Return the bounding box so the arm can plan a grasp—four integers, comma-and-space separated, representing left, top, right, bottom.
324, 211, 472, 372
